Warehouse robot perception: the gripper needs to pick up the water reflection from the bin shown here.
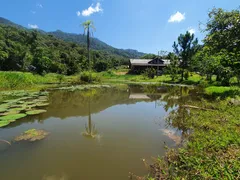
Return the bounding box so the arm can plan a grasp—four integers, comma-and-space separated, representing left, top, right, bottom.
160, 86, 199, 140
81, 90, 98, 139
0, 84, 203, 180
42, 173, 69, 180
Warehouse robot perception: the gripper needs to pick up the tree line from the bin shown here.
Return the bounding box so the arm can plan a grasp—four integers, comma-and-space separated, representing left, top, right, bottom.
166, 7, 240, 85
0, 24, 128, 75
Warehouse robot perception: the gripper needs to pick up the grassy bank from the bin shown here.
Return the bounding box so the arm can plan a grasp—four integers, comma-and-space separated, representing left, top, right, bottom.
101, 70, 208, 85
205, 86, 240, 99
148, 99, 240, 179
1, 70, 240, 94
0, 71, 64, 90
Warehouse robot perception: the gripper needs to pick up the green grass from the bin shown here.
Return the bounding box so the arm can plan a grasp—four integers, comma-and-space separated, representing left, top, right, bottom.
1, 70, 239, 92
0, 71, 68, 90
101, 70, 204, 85
205, 86, 240, 99
149, 100, 240, 179
101, 70, 172, 83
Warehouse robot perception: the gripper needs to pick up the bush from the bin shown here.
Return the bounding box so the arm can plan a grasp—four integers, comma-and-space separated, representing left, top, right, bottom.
0, 71, 60, 89
94, 60, 109, 72
80, 71, 101, 83
56, 74, 65, 84
184, 71, 189, 80
143, 68, 156, 79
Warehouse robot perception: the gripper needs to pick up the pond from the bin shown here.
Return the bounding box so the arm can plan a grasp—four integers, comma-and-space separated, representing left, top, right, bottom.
0, 85, 200, 180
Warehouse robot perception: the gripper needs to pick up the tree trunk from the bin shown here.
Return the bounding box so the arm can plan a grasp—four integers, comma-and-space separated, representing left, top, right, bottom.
88, 97, 92, 135
87, 28, 91, 83
87, 28, 90, 72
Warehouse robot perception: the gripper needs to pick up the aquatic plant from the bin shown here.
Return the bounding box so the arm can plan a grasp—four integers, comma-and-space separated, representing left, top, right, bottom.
0, 114, 27, 122
26, 110, 47, 115
14, 129, 49, 142
0, 91, 49, 127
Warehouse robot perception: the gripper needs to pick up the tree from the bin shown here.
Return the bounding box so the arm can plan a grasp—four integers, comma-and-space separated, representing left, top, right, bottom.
202, 8, 240, 85
173, 31, 199, 81
166, 52, 180, 81
82, 20, 96, 72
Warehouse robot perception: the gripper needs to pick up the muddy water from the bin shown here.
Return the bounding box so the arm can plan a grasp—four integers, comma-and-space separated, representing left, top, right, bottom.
0, 85, 197, 180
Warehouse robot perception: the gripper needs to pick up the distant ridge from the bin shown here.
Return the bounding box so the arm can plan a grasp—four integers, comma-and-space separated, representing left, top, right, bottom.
0, 17, 25, 29
0, 17, 145, 58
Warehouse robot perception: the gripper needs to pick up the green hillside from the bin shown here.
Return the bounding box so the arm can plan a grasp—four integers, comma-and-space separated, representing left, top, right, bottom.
0, 23, 128, 75
0, 17, 145, 59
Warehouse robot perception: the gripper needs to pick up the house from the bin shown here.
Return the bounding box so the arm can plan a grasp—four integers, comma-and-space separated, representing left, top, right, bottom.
129, 58, 170, 75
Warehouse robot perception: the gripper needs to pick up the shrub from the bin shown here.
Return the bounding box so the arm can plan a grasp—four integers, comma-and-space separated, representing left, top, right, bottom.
56, 74, 65, 84
80, 71, 101, 83
94, 60, 109, 72
143, 68, 156, 79
184, 71, 189, 80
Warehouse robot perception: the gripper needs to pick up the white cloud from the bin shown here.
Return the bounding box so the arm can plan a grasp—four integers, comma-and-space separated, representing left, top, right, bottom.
168, 11, 185, 23
76, 11, 81, 17
188, 28, 196, 35
28, 24, 39, 29
37, 3, 43, 8
81, 2, 103, 16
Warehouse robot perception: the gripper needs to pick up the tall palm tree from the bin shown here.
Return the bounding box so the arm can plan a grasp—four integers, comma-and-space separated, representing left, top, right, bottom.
82, 20, 95, 72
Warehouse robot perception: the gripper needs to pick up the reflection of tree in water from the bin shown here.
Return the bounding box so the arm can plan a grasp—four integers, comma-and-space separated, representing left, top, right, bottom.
161, 86, 198, 139
81, 89, 99, 139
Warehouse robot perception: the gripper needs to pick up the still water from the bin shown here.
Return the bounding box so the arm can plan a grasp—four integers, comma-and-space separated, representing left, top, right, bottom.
0, 85, 197, 180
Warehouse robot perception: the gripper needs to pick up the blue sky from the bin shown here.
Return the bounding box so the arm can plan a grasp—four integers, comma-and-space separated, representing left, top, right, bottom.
1, 0, 239, 53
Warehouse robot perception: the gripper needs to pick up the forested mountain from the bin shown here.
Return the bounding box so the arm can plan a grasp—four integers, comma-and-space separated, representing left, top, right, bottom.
0, 17, 145, 59
0, 17, 25, 29
48, 30, 145, 58
0, 23, 128, 75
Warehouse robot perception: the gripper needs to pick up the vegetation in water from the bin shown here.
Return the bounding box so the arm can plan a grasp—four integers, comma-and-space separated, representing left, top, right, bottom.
26, 109, 47, 115
14, 129, 49, 142
0, 91, 49, 127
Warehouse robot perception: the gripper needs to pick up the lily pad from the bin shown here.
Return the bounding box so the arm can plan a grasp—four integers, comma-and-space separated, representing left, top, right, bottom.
9, 107, 25, 112
3, 99, 18, 103
25, 101, 36, 105
0, 104, 10, 108
16, 101, 25, 104
10, 105, 23, 108
0, 108, 7, 113
38, 96, 48, 99
19, 97, 32, 101
25, 105, 37, 110
0, 110, 21, 116
33, 99, 48, 103
14, 129, 49, 142
26, 110, 47, 115
36, 103, 49, 107
0, 114, 27, 121
0, 120, 10, 128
